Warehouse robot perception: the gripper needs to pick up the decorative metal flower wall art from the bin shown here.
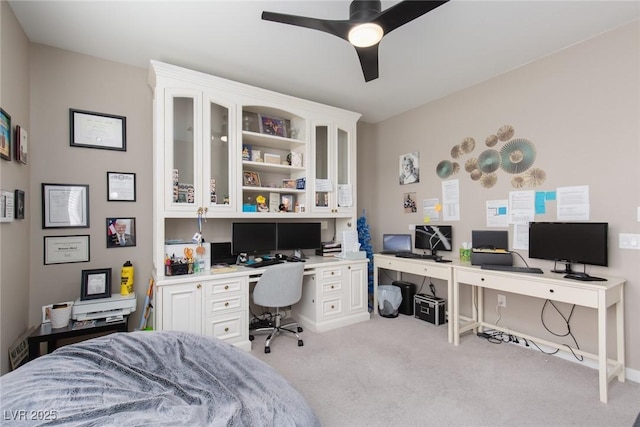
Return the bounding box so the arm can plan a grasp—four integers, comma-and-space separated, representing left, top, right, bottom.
435, 124, 547, 189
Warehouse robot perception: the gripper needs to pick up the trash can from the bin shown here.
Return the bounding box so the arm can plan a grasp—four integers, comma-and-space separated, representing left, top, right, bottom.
392, 281, 416, 316
378, 285, 402, 318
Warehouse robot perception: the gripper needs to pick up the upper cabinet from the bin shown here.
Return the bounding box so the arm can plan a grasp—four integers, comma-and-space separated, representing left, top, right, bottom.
312, 120, 356, 215
162, 88, 237, 216
149, 60, 360, 221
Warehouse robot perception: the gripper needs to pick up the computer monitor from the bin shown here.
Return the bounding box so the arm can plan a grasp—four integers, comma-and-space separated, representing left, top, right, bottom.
277, 222, 322, 252
415, 225, 452, 257
232, 222, 277, 255
528, 222, 608, 273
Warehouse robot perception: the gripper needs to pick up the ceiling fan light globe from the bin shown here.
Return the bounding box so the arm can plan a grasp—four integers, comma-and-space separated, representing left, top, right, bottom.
348, 23, 383, 47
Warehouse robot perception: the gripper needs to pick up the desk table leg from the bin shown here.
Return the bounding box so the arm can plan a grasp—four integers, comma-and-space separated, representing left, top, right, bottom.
372, 264, 379, 315
597, 295, 607, 403
453, 272, 460, 346
616, 287, 626, 382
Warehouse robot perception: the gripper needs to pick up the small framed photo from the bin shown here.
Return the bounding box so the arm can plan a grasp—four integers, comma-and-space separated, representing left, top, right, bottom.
81, 268, 112, 300
42, 183, 89, 228
282, 179, 296, 189
41, 304, 53, 323
281, 194, 294, 212
70, 108, 126, 151
107, 217, 136, 248
0, 108, 11, 161
15, 125, 27, 164
107, 171, 136, 201
14, 189, 25, 219
259, 114, 286, 137
243, 171, 261, 187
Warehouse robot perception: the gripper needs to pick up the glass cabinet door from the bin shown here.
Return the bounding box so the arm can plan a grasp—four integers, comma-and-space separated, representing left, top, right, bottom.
204, 97, 235, 212
167, 90, 199, 211
314, 125, 331, 211
336, 127, 352, 210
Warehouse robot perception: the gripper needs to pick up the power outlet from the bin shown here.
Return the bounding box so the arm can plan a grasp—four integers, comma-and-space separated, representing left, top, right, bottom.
497, 294, 507, 308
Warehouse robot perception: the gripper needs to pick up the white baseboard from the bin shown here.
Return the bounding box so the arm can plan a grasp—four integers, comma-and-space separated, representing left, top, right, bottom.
505, 335, 639, 384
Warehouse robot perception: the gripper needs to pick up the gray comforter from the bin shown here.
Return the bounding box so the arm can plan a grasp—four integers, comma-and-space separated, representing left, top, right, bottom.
0, 331, 320, 426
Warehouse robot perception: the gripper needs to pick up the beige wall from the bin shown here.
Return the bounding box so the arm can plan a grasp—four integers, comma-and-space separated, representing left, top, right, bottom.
1, 5, 638, 379
27, 45, 153, 343
1, 1, 31, 375
359, 21, 640, 372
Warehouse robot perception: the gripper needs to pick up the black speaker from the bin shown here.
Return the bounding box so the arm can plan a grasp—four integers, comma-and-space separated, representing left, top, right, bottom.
392, 281, 416, 316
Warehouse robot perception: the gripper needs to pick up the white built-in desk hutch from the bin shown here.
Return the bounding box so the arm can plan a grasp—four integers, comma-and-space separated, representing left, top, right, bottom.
148, 61, 366, 350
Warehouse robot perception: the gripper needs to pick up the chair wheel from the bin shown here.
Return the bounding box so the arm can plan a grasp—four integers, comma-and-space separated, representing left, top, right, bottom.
297, 326, 303, 333
298, 340, 304, 347
249, 335, 254, 341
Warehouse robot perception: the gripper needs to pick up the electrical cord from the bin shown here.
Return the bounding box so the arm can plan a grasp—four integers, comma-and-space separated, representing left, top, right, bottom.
510, 250, 534, 268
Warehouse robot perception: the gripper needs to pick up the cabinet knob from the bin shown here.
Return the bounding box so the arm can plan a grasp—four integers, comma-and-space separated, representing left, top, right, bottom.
224, 327, 229, 332
331, 285, 334, 289
224, 301, 229, 307
331, 271, 335, 275
197, 284, 202, 289
481, 278, 485, 282
224, 285, 229, 290
549, 289, 554, 293
331, 305, 335, 309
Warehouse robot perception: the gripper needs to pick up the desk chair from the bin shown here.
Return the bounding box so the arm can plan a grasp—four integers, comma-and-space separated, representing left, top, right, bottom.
250, 262, 305, 353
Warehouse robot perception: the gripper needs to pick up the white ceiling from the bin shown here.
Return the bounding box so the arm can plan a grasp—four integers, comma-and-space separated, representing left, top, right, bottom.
8, 0, 640, 123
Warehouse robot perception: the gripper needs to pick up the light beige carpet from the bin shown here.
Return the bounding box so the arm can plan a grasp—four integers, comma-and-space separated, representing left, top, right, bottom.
251, 313, 640, 427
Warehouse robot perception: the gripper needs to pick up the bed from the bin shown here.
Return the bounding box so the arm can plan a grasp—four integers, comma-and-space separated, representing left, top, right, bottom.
0, 330, 320, 426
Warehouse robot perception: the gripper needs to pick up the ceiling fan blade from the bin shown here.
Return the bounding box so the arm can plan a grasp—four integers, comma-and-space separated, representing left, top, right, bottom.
355, 45, 379, 82
373, 0, 449, 34
262, 11, 352, 41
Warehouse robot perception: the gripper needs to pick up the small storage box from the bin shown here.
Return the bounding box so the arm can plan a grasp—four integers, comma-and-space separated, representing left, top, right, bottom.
414, 294, 446, 326
165, 262, 194, 276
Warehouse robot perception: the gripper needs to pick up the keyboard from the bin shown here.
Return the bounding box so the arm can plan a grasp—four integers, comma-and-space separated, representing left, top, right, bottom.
481, 264, 544, 274
245, 259, 283, 268
395, 253, 437, 260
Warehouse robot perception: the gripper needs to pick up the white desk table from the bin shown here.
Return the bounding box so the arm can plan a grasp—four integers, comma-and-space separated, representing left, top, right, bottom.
453, 265, 625, 403
373, 254, 455, 343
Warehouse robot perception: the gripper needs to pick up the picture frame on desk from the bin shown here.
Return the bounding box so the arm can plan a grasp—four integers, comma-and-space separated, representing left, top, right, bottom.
80, 268, 111, 301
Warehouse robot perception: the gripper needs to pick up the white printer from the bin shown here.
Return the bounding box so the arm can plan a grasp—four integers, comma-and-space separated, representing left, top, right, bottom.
72, 293, 137, 321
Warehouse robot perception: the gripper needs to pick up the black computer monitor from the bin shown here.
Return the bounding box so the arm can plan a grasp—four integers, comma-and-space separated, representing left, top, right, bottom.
277, 222, 322, 252
415, 225, 453, 257
528, 222, 608, 274
232, 222, 277, 255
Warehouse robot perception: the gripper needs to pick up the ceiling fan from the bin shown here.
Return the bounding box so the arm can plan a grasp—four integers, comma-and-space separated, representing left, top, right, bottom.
262, 0, 449, 82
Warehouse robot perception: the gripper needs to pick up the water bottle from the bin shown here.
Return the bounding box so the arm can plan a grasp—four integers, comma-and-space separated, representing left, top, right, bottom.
121, 261, 134, 295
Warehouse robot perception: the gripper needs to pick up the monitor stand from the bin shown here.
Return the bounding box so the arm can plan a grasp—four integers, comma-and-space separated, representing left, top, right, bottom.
552, 261, 575, 274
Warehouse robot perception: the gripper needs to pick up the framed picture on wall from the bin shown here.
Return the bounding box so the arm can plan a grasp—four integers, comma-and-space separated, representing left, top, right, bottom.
42, 183, 89, 228
0, 108, 11, 161
15, 125, 27, 164
107, 171, 136, 201
70, 109, 126, 151
106, 217, 136, 248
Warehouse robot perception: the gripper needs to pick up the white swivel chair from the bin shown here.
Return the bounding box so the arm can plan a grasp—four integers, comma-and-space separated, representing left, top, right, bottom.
250, 262, 305, 353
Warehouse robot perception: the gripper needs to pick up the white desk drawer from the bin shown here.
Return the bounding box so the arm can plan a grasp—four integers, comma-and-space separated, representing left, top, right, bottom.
204, 279, 243, 297
455, 269, 598, 307
377, 258, 451, 280
322, 296, 343, 318
204, 294, 244, 314
319, 267, 343, 281
205, 311, 246, 342
321, 280, 343, 294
